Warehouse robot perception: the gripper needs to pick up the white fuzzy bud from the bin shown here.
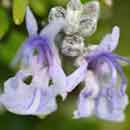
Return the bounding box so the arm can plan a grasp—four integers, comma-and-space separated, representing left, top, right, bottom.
48, 6, 66, 22
67, 0, 83, 10
64, 0, 83, 35
61, 35, 85, 57
64, 0, 100, 37
79, 15, 97, 37
79, 1, 100, 37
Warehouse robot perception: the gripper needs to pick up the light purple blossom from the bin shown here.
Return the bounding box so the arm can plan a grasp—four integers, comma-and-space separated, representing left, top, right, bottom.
0, 7, 89, 117
0, 7, 67, 117
73, 26, 130, 122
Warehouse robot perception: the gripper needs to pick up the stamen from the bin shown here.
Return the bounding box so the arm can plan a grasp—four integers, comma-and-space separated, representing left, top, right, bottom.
112, 54, 130, 65
111, 58, 127, 96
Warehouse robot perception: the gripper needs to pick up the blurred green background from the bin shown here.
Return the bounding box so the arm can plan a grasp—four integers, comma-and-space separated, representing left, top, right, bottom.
0, 0, 130, 130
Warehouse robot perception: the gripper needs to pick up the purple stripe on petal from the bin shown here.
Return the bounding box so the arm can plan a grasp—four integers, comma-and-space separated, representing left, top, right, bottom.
112, 59, 127, 96
36, 89, 47, 113
26, 7, 38, 36
102, 54, 127, 96
40, 18, 65, 42
96, 26, 120, 52
82, 90, 92, 98
35, 88, 57, 116
40, 44, 53, 66
25, 88, 37, 110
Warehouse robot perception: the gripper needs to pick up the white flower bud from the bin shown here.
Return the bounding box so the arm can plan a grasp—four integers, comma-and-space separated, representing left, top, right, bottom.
67, 0, 82, 10
83, 1, 100, 18
64, 0, 100, 37
64, 0, 83, 35
61, 35, 85, 57
48, 6, 66, 22
65, 9, 81, 35
79, 15, 97, 37
79, 1, 100, 37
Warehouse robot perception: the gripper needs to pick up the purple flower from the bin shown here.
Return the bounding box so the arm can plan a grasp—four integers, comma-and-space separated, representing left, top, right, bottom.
73, 26, 130, 122
0, 7, 67, 117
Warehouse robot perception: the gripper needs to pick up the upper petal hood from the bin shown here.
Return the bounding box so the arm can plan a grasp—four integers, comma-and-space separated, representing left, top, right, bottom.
96, 26, 120, 52
26, 6, 38, 36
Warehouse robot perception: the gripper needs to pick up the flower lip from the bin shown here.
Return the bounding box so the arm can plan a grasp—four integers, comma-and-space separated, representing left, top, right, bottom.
85, 50, 130, 96
24, 35, 53, 65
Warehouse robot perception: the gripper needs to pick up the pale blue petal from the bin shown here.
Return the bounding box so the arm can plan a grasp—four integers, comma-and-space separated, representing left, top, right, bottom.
106, 87, 129, 111
73, 87, 95, 119
73, 71, 99, 119
97, 26, 120, 52
74, 98, 95, 119
96, 96, 125, 122
26, 6, 38, 36
52, 44, 61, 66
0, 77, 39, 115
34, 88, 57, 117
84, 71, 100, 98
4, 70, 31, 93
0, 70, 57, 116
49, 59, 67, 100
40, 18, 65, 43
32, 67, 49, 88
66, 62, 88, 92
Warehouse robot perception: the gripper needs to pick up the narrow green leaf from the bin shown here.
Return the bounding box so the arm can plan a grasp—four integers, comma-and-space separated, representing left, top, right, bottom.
13, 0, 28, 25
0, 8, 10, 40
80, 0, 92, 4
52, 0, 68, 6
29, 0, 47, 17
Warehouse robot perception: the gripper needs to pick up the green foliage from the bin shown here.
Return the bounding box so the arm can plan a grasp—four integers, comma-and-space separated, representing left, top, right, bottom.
13, 0, 28, 25
29, 0, 47, 17
0, 8, 10, 39
52, 0, 69, 6
0, 30, 26, 65
80, 0, 93, 4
